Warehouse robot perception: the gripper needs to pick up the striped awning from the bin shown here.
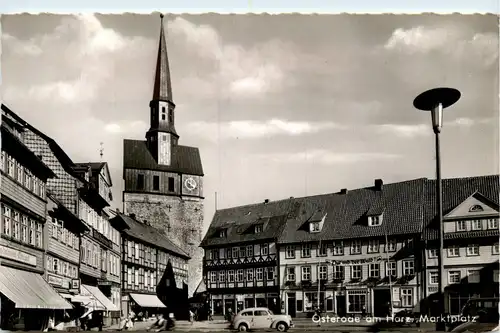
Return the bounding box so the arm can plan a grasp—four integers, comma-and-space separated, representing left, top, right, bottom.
82, 284, 119, 311
0, 266, 73, 309
129, 293, 166, 308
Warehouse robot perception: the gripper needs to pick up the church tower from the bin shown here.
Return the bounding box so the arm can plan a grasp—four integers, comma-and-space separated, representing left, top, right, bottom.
122, 14, 204, 297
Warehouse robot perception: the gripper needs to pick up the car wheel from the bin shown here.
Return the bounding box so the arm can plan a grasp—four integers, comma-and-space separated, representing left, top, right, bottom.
276, 322, 288, 332
238, 323, 248, 332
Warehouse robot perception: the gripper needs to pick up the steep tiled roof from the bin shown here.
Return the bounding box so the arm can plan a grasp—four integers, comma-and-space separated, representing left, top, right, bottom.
111, 213, 190, 259
423, 175, 500, 241
279, 178, 426, 243
123, 139, 203, 176
200, 198, 296, 248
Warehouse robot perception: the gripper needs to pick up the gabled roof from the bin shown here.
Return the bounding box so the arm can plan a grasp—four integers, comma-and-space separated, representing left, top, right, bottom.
279, 178, 426, 243
123, 139, 203, 176
423, 175, 500, 241
110, 213, 190, 259
75, 162, 113, 186
200, 198, 296, 248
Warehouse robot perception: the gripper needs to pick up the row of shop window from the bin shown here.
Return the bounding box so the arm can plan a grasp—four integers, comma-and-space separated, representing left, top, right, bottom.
454, 218, 498, 232
1, 203, 43, 249
207, 243, 271, 260
209, 267, 276, 283
1, 151, 46, 200
430, 269, 500, 284
46, 255, 78, 279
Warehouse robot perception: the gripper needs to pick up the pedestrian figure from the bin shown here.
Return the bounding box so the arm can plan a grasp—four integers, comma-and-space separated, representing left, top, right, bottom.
361, 304, 367, 318
189, 309, 194, 325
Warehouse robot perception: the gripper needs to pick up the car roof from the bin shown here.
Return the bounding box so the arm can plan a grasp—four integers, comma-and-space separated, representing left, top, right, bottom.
240, 307, 269, 312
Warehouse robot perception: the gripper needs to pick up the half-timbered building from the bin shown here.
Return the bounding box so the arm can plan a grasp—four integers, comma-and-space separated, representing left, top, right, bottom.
200, 199, 298, 317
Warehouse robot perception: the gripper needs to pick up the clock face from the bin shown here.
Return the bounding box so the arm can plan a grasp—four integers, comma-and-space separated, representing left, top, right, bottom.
184, 177, 197, 191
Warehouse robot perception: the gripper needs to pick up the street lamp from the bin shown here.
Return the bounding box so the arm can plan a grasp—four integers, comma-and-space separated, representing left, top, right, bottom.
413, 87, 461, 332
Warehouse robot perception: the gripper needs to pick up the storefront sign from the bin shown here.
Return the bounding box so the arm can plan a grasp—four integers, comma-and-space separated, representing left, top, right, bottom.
72, 279, 80, 290
48, 274, 71, 289
328, 256, 383, 266
255, 293, 266, 298
0, 245, 37, 266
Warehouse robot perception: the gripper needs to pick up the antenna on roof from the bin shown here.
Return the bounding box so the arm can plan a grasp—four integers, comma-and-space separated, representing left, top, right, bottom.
99, 142, 104, 161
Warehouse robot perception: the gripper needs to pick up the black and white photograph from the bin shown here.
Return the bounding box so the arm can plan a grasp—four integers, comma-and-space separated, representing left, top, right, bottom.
0, 10, 498, 332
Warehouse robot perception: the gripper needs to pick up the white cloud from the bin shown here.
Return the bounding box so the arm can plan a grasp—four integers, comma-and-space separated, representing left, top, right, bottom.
255, 149, 400, 165
2, 14, 154, 105
169, 17, 297, 98
184, 119, 347, 140
384, 26, 498, 65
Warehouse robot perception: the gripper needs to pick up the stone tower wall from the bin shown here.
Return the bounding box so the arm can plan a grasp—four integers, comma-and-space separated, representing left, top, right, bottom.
123, 192, 204, 297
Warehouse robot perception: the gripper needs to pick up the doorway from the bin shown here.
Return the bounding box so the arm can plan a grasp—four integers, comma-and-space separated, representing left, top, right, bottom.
336, 295, 346, 317
373, 289, 391, 317
287, 293, 296, 318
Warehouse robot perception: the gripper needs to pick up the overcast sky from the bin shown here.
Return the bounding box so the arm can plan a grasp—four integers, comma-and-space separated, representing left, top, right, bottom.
2, 13, 498, 233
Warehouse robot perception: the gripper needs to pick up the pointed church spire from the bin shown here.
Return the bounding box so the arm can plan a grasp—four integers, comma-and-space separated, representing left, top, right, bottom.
152, 13, 173, 104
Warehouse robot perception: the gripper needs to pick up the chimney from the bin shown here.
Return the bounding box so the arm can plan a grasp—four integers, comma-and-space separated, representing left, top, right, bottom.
264, 199, 270, 204
374, 179, 383, 191
129, 213, 136, 220
340, 188, 348, 194
289, 196, 294, 199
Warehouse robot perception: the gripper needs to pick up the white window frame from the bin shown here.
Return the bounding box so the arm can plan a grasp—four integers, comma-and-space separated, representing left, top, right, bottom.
286, 267, 295, 281
285, 245, 295, 259
466, 244, 479, 256
448, 271, 461, 284
332, 241, 343, 255
368, 215, 382, 226
403, 260, 415, 275
301, 266, 311, 281
456, 221, 466, 232
228, 270, 235, 282
493, 243, 499, 255
255, 268, 263, 281
246, 268, 253, 281
471, 220, 482, 231
237, 269, 244, 282
318, 265, 328, 280
401, 288, 413, 307
429, 249, 438, 258
350, 240, 362, 254
429, 272, 439, 285
368, 240, 379, 253
488, 218, 498, 230
386, 239, 397, 252
369, 263, 380, 278
317, 243, 327, 257
386, 261, 397, 277
301, 244, 311, 258
447, 246, 460, 257
310, 222, 320, 233
333, 266, 344, 280
210, 271, 217, 283
351, 265, 362, 279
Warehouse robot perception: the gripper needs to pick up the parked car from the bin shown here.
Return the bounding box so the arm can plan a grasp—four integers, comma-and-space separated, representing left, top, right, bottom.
449, 298, 499, 333
232, 307, 293, 332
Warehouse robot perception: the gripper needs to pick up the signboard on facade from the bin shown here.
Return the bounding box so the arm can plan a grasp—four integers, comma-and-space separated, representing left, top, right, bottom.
92, 228, 113, 248
48, 274, 71, 289
0, 245, 37, 266
72, 279, 80, 290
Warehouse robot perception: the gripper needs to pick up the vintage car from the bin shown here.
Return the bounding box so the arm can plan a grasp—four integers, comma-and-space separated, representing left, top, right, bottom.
232, 307, 293, 332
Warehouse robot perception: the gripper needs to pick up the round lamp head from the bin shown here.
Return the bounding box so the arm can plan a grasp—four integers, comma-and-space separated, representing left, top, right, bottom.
413, 87, 461, 111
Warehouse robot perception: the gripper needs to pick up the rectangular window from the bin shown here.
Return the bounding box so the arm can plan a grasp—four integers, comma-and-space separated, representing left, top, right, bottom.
53, 258, 59, 272
319, 265, 328, 280
153, 175, 160, 190
246, 268, 253, 281
351, 265, 362, 279
466, 245, 479, 256
447, 246, 460, 257
286, 267, 295, 281
351, 240, 361, 254
168, 177, 175, 192
137, 174, 144, 190
493, 243, 499, 255
0, 151, 4, 171
448, 271, 461, 284
386, 261, 397, 277
29, 220, 36, 245
467, 270, 480, 283
488, 219, 499, 230
471, 220, 482, 230
232, 247, 238, 258
218, 271, 225, 283
127, 268, 132, 285
301, 244, 311, 258
301, 266, 311, 281
285, 245, 295, 259
2, 205, 12, 236
236, 269, 244, 282
261, 244, 269, 256
368, 240, 379, 253
12, 211, 20, 240
429, 272, 439, 284
332, 241, 344, 255
369, 263, 380, 278
16, 162, 23, 183
333, 266, 344, 280
135, 243, 140, 259
7, 156, 15, 177
401, 288, 413, 307
368, 215, 382, 226
456, 221, 466, 232
36, 223, 42, 248
135, 270, 139, 286
403, 260, 415, 275
266, 267, 275, 280
386, 239, 397, 252
21, 216, 28, 243
429, 249, 438, 258
228, 270, 235, 282
210, 271, 217, 283
256, 268, 263, 281
310, 222, 320, 232
317, 243, 328, 256
246, 245, 253, 257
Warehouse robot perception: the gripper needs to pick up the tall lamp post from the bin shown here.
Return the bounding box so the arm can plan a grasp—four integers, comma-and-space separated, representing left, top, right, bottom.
413, 87, 461, 332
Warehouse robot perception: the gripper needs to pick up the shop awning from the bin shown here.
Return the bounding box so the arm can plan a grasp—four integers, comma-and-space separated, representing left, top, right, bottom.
81, 284, 119, 311
61, 292, 100, 308
129, 293, 166, 308
0, 266, 73, 309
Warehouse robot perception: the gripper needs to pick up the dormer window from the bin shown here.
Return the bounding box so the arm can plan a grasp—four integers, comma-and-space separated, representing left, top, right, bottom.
254, 224, 263, 233
308, 213, 327, 233
310, 222, 320, 233
368, 214, 383, 227
219, 229, 227, 238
